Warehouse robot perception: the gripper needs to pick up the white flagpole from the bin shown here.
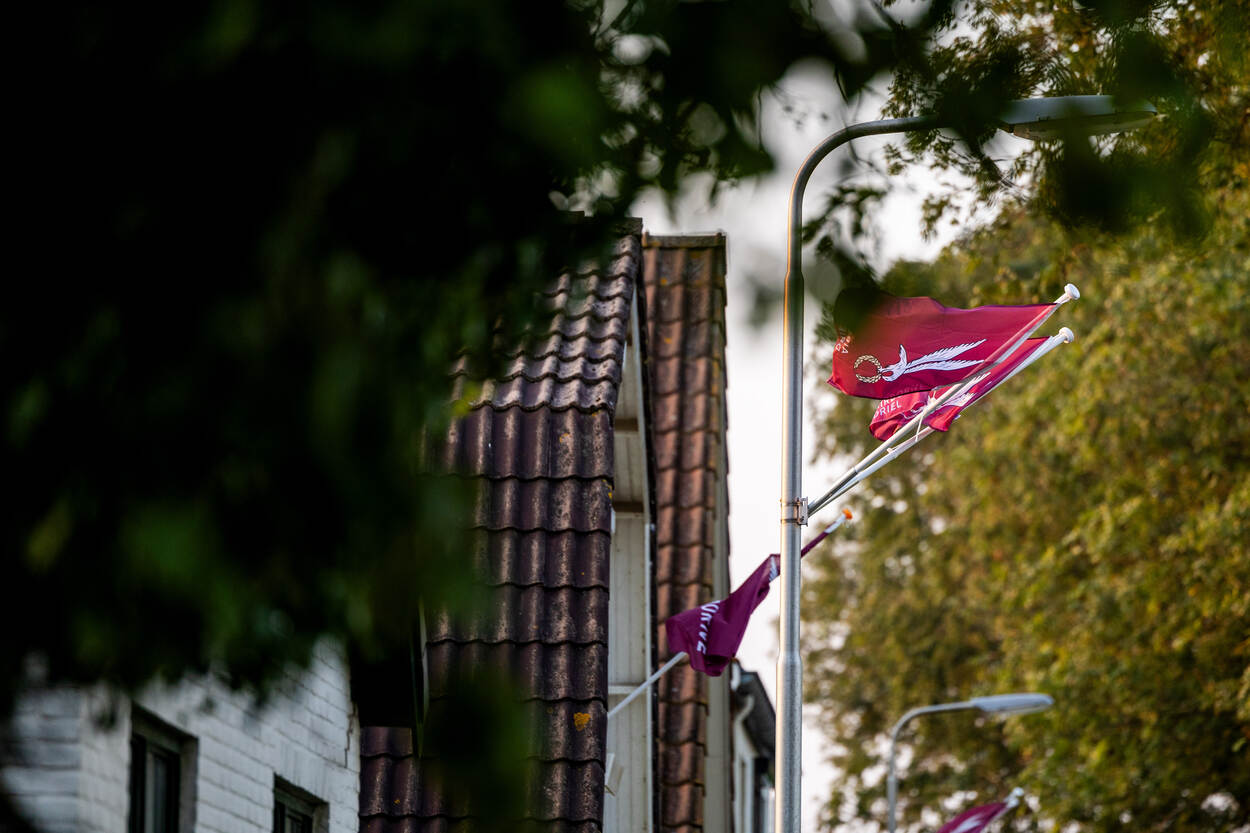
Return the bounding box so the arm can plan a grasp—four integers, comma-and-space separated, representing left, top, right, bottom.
605, 652, 687, 720
808, 327, 1075, 516
985, 788, 1026, 829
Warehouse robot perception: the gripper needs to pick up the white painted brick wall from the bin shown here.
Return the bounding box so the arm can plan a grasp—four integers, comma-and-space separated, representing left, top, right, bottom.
3, 640, 360, 833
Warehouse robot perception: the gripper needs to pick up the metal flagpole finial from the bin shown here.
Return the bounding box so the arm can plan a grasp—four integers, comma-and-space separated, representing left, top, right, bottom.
1063, 283, 1081, 301
1058, 326, 1075, 343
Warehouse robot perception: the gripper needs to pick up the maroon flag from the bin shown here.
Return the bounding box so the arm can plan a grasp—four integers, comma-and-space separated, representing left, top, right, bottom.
829, 295, 1058, 400
868, 337, 1049, 441
935, 802, 1008, 833
665, 554, 776, 676
665, 510, 852, 676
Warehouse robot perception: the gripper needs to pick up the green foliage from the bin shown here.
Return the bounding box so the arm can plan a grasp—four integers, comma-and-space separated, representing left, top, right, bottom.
869, 0, 1249, 243
804, 135, 1250, 832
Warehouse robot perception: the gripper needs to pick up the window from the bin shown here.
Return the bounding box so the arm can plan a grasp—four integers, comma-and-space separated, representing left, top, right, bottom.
273, 780, 324, 833
128, 709, 194, 833
273, 795, 313, 833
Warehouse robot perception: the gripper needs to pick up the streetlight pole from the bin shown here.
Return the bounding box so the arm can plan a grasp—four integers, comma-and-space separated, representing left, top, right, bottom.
778, 115, 943, 833
775, 95, 1153, 833
886, 694, 1053, 833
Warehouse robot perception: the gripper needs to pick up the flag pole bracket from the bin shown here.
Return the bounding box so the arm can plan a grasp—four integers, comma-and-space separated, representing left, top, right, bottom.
781, 497, 809, 525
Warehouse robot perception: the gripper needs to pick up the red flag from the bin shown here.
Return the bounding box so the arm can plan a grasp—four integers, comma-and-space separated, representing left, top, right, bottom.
868, 337, 1049, 441
828, 295, 1058, 399
935, 802, 1008, 833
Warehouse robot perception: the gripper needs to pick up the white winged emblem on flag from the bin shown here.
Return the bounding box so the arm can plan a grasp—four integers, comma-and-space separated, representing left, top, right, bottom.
854, 339, 987, 384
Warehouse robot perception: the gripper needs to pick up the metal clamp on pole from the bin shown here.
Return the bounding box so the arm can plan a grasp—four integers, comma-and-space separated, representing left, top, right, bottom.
781, 497, 809, 525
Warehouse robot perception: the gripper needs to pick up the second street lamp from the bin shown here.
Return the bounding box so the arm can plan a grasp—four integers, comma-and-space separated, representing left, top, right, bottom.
775, 94, 1155, 833
886, 694, 1055, 833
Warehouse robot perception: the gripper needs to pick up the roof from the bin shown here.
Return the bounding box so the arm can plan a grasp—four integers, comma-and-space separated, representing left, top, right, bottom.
641, 232, 730, 833
359, 221, 644, 833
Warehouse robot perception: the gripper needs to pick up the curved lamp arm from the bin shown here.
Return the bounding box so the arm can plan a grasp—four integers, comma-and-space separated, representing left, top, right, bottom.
886, 701, 978, 833
785, 115, 944, 279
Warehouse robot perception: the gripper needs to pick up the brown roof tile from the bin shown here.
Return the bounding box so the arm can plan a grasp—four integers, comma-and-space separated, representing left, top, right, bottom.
359, 753, 606, 821
450, 374, 622, 414
359, 227, 643, 833
641, 233, 729, 833
423, 642, 608, 703
655, 500, 719, 548
428, 584, 608, 645
489, 330, 624, 364
468, 529, 610, 590
647, 391, 722, 436
468, 477, 613, 535
651, 543, 711, 588
658, 692, 710, 745
454, 408, 616, 483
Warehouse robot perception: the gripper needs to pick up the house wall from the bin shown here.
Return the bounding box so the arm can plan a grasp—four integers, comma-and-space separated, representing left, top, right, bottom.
3, 685, 87, 833
605, 291, 656, 833
3, 640, 359, 833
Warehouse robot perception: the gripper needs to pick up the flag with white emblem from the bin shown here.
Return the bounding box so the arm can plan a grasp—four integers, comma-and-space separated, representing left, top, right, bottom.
828, 294, 1065, 399
868, 336, 1051, 441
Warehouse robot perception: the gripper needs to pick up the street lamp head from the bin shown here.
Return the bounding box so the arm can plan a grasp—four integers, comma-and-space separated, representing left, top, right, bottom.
998, 95, 1157, 141
968, 693, 1054, 715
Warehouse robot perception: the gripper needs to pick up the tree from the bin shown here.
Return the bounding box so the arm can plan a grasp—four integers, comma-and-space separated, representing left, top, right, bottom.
802, 5, 1250, 822
5, 0, 945, 708
803, 0, 1247, 282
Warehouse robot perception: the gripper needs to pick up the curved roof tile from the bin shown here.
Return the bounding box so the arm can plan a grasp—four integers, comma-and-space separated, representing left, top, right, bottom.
440, 408, 615, 482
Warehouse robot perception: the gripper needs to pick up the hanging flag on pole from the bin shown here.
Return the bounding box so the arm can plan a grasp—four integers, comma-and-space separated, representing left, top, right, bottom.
828, 286, 1078, 400
869, 335, 1049, 441
934, 788, 1025, 833
608, 509, 853, 718
664, 510, 853, 676
665, 555, 775, 676
934, 802, 1009, 833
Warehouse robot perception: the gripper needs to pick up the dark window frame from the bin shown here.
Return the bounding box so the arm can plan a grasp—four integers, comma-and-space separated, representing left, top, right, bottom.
273, 779, 325, 833
128, 708, 193, 833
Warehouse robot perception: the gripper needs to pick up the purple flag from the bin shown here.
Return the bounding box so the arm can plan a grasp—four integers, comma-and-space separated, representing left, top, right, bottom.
665, 554, 777, 676
664, 509, 853, 676
935, 802, 1008, 833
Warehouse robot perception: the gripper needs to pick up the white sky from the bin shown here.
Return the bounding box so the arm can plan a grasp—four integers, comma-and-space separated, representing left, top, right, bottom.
631, 63, 981, 831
